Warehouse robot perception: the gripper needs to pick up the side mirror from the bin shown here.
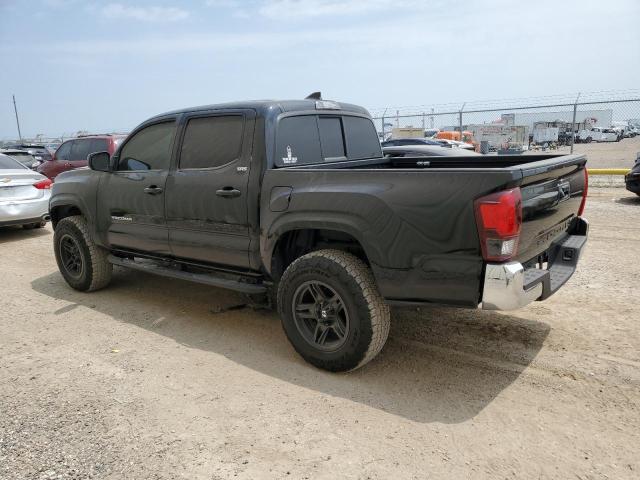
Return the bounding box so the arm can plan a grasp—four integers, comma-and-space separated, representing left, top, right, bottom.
88, 151, 111, 172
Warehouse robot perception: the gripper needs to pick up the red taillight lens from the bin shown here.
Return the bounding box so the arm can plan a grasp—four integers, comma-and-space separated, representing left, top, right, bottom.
474, 188, 522, 262
33, 178, 52, 190
577, 168, 588, 216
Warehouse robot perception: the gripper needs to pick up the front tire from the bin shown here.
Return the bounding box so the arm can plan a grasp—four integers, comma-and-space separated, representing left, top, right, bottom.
54, 215, 112, 292
277, 250, 390, 372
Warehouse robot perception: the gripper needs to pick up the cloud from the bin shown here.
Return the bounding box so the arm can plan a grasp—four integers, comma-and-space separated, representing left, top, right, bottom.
205, 0, 241, 7
100, 3, 189, 22
203, 0, 430, 19
42, 0, 79, 7
257, 0, 422, 19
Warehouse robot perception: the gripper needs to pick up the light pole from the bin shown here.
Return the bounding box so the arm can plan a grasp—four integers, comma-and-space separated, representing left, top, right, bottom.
13, 94, 23, 141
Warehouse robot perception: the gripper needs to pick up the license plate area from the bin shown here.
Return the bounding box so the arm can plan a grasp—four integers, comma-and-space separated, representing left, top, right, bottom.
0, 185, 37, 200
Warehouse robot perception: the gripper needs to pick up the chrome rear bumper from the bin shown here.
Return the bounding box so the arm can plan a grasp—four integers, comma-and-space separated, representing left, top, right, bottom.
481, 218, 588, 311
481, 262, 543, 310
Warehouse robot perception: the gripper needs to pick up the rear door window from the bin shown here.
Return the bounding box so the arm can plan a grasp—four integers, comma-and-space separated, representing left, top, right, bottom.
89, 138, 109, 154
179, 115, 244, 169
69, 139, 92, 161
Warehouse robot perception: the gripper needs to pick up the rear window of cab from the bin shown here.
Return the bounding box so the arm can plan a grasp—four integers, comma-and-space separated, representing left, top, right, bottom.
275, 114, 382, 167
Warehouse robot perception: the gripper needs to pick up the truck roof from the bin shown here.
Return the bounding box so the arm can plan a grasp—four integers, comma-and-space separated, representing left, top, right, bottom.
149, 99, 371, 121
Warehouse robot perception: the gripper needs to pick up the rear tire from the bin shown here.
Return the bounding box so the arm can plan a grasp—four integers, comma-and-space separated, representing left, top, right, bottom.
277, 249, 390, 372
22, 221, 46, 229
54, 215, 112, 292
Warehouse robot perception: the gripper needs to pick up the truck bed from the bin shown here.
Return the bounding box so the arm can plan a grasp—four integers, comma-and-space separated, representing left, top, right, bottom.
263, 153, 587, 307
281, 153, 578, 170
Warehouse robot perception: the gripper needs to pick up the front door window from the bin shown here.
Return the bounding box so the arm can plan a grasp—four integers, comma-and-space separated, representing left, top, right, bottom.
118, 122, 175, 171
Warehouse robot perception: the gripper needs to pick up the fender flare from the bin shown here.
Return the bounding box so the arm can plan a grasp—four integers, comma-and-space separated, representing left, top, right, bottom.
261, 214, 386, 276
49, 193, 91, 225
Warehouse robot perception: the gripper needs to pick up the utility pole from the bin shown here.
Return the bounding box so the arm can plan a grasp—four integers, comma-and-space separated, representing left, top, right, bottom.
381, 108, 388, 140
458, 102, 466, 136
13, 94, 22, 141
570, 92, 580, 154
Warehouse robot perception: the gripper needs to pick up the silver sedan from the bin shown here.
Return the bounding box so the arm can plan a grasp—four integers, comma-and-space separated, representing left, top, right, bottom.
0, 153, 51, 229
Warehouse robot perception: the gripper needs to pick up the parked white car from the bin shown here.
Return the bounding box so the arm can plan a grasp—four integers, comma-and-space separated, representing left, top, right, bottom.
437, 139, 475, 150
578, 127, 618, 143
0, 153, 51, 229
611, 122, 637, 138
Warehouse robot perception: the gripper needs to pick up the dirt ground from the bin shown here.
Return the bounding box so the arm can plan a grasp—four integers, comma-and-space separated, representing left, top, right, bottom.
1, 188, 639, 480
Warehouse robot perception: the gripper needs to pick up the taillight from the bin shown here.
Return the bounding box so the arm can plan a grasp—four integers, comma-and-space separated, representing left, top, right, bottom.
577, 168, 588, 216
474, 188, 522, 262
33, 178, 52, 190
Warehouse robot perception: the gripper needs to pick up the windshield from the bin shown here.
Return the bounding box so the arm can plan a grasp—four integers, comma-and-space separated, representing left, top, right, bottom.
0, 153, 27, 169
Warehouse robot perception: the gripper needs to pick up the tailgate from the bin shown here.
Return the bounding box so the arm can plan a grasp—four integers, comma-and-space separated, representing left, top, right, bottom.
515, 155, 587, 263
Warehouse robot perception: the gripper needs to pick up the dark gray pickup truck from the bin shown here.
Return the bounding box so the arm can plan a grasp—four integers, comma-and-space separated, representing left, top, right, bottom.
49, 95, 588, 371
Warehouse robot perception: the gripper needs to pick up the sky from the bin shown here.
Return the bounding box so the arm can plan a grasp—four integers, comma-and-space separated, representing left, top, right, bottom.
1, 0, 639, 139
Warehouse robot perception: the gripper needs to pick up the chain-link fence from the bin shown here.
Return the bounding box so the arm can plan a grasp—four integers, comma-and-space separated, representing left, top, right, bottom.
371, 94, 640, 170
3, 92, 640, 172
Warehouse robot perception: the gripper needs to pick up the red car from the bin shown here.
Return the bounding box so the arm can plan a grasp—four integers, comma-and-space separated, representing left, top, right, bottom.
38, 134, 126, 180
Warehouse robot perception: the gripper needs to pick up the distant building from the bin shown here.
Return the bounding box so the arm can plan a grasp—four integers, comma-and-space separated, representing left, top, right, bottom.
500, 109, 613, 130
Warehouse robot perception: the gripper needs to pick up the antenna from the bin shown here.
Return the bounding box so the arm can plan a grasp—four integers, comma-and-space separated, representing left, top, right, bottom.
305, 91, 322, 100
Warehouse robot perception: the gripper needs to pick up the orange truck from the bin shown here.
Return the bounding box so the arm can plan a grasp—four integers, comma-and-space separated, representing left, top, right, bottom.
436, 130, 476, 144
435, 130, 478, 150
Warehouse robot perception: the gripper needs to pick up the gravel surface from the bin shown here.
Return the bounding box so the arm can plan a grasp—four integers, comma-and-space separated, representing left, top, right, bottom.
528, 136, 640, 169
1, 188, 639, 479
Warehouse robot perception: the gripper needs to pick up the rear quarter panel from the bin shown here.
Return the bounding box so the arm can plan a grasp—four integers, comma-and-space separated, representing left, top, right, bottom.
261, 167, 517, 306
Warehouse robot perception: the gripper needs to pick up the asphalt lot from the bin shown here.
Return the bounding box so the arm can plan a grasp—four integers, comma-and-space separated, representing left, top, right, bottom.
1, 188, 639, 479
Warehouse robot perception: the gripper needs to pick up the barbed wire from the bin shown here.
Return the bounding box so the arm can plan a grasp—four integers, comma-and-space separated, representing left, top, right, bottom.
368, 89, 640, 118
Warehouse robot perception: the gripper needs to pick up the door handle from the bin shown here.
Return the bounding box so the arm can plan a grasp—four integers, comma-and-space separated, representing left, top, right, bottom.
143, 185, 164, 195
216, 187, 241, 198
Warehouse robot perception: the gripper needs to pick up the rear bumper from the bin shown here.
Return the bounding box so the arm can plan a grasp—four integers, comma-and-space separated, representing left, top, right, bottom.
0, 194, 51, 226
481, 217, 588, 310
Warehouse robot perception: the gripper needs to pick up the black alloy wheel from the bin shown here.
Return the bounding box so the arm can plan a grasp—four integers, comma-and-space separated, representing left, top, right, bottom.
292, 281, 349, 352
59, 233, 84, 279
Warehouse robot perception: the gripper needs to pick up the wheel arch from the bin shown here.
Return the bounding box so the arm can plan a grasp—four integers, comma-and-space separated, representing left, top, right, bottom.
49, 195, 87, 228
265, 225, 381, 283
